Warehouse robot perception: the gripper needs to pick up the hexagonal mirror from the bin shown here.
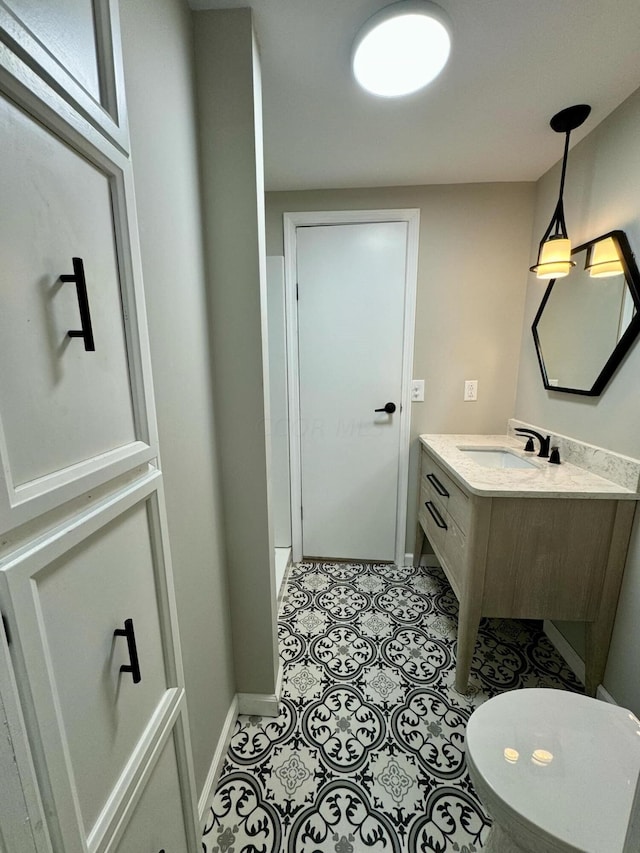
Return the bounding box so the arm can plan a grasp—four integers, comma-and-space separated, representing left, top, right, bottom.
532, 230, 640, 396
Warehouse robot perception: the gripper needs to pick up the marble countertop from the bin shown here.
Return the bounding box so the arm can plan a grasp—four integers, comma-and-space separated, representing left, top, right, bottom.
420, 434, 640, 499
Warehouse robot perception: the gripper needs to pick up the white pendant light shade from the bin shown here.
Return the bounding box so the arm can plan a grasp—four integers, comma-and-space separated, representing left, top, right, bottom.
532, 237, 574, 279
585, 236, 624, 278
352, 1, 451, 98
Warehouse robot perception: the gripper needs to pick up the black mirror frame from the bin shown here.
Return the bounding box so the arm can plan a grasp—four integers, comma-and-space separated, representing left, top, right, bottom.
532, 230, 640, 396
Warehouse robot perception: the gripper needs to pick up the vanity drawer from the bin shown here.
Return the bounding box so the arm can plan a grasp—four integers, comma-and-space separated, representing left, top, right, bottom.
421, 450, 470, 533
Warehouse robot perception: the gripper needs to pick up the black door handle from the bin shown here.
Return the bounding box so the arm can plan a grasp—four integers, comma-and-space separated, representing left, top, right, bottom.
114, 618, 142, 684
374, 402, 396, 414
61, 257, 95, 352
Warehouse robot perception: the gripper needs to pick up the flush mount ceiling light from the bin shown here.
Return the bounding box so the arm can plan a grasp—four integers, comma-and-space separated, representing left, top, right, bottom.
352, 0, 451, 98
529, 104, 591, 279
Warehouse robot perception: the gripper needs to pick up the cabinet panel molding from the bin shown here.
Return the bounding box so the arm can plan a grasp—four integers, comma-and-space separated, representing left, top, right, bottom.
100, 700, 196, 853
0, 0, 128, 150
0, 614, 51, 853
92, 692, 198, 853
0, 90, 159, 535
0, 473, 192, 853
0, 5, 200, 850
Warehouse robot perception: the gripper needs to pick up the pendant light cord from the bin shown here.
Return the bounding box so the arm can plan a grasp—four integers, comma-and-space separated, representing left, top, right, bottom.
540, 129, 571, 244
557, 131, 571, 202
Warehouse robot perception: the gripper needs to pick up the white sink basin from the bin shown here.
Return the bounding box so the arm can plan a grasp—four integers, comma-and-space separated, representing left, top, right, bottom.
459, 448, 537, 470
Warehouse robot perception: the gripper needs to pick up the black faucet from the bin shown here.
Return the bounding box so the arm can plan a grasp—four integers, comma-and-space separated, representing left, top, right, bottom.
514, 428, 551, 458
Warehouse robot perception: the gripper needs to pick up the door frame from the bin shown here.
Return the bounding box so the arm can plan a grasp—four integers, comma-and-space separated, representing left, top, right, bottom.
283, 209, 420, 566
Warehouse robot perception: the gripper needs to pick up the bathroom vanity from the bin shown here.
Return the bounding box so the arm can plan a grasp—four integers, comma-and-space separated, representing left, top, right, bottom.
413, 430, 640, 695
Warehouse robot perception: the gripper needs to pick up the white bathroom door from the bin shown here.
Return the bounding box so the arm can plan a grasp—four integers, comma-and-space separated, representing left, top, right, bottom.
296, 220, 410, 561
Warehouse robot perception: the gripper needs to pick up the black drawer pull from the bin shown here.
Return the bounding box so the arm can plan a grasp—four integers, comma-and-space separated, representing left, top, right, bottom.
426, 473, 449, 497
114, 618, 142, 684
424, 501, 447, 530
61, 257, 95, 351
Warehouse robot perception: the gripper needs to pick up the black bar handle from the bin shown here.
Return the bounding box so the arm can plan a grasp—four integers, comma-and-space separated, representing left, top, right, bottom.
374, 402, 396, 414
424, 501, 447, 530
426, 473, 449, 497
114, 618, 142, 684
61, 257, 95, 352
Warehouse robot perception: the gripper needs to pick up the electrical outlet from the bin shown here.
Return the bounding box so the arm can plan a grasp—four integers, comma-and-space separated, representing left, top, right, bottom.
464, 379, 478, 401
411, 379, 425, 402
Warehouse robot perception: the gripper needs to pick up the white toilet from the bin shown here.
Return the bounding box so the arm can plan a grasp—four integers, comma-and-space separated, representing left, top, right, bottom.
465, 688, 640, 853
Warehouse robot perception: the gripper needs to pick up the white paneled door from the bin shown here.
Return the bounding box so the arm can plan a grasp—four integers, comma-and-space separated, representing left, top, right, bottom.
295, 219, 415, 562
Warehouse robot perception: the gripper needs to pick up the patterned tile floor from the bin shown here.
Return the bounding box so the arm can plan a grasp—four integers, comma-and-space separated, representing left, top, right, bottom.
202, 561, 583, 853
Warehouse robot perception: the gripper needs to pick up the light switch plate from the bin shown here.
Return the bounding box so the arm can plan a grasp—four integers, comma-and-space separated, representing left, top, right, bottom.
411, 379, 425, 402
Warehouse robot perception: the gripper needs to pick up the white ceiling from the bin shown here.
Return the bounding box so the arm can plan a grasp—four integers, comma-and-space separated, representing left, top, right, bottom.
189, 0, 640, 192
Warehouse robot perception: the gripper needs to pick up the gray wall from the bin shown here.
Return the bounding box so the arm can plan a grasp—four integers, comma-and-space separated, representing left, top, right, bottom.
515, 87, 640, 713
193, 9, 279, 695
119, 0, 235, 795
266, 183, 536, 550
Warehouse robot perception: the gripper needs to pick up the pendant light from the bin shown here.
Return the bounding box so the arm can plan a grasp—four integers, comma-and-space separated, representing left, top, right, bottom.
529, 104, 591, 279
584, 236, 624, 278
352, 0, 451, 98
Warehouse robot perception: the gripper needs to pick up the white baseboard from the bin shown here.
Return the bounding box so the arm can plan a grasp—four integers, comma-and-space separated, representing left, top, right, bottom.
237, 663, 283, 717
543, 620, 585, 682
404, 552, 441, 568
543, 621, 617, 704
275, 546, 292, 599
276, 547, 293, 607
198, 695, 238, 825
237, 692, 280, 716
596, 683, 618, 705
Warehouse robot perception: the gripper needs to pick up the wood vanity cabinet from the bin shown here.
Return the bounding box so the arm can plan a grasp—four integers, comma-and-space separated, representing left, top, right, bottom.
414, 443, 637, 696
